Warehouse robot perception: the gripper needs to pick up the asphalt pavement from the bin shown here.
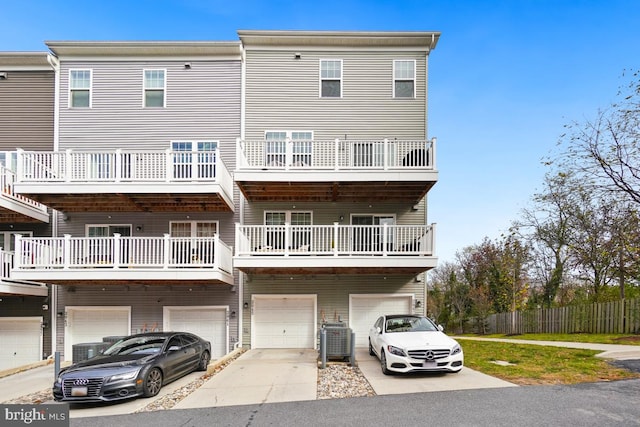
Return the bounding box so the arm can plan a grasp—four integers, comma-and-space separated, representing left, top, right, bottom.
68, 379, 640, 427
2, 338, 640, 421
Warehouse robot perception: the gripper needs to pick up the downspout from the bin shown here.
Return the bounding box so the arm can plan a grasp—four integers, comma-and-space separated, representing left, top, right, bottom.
46, 52, 60, 355
235, 42, 247, 350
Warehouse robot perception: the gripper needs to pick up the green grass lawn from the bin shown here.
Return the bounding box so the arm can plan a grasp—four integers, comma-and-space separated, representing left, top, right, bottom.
457, 338, 640, 385
461, 333, 640, 345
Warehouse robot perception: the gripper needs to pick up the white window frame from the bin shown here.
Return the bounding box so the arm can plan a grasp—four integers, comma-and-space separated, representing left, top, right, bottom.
319, 59, 343, 98
68, 69, 92, 108
86, 224, 132, 237
0, 230, 32, 252
264, 211, 313, 250
350, 214, 396, 251
143, 69, 166, 108
264, 131, 313, 167
168, 220, 219, 238
0, 152, 17, 171
170, 140, 218, 179
393, 60, 416, 99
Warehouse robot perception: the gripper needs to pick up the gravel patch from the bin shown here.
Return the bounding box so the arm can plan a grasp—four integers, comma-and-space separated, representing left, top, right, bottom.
317, 363, 376, 399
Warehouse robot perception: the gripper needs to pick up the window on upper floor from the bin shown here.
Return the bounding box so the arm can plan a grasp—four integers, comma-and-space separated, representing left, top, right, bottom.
320, 59, 342, 98
69, 69, 92, 108
144, 69, 166, 107
393, 60, 415, 98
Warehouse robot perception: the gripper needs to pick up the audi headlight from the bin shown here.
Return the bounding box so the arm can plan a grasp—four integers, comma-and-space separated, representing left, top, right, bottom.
106, 369, 140, 384
451, 344, 462, 355
387, 345, 406, 357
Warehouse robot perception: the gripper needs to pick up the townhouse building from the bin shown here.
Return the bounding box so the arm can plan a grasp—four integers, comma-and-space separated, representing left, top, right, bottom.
11, 42, 243, 361
234, 31, 439, 348
0, 52, 54, 370
5, 30, 439, 363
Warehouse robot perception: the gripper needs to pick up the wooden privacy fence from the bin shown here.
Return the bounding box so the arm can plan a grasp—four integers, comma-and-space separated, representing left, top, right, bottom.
487, 298, 640, 335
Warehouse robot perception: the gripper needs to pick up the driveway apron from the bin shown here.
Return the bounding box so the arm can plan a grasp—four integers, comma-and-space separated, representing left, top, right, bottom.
173, 348, 318, 409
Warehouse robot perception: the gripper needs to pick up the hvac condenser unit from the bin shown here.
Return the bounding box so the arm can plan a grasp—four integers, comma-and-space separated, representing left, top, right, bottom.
72, 342, 110, 363
322, 322, 352, 359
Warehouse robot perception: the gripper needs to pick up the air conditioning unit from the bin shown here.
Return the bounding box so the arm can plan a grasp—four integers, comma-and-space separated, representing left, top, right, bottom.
72, 342, 110, 363
322, 322, 352, 359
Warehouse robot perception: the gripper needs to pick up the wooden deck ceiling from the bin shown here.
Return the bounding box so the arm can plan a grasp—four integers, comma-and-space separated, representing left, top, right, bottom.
20, 192, 233, 213
236, 181, 435, 203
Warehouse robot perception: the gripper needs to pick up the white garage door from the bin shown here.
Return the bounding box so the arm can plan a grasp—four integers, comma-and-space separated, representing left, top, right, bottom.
164, 306, 228, 359
350, 294, 412, 347
65, 307, 130, 361
252, 295, 316, 349
0, 317, 42, 371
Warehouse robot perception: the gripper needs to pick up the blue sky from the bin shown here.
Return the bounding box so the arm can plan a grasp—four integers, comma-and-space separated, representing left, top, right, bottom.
2, 0, 639, 263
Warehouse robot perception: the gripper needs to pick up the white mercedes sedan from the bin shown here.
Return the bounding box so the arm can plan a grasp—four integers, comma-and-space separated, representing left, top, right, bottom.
368, 314, 463, 375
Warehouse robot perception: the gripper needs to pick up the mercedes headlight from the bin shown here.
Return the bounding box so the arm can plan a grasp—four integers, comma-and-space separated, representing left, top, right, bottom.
387, 345, 406, 357
451, 344, 462, 355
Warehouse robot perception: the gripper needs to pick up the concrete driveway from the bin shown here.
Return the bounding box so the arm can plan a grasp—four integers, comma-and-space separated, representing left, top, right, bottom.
354, 348, 517, 394
1, 347, 516, 416
174, 348, 318, 409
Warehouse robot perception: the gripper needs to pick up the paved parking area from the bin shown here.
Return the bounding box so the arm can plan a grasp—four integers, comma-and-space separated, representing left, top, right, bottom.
355, 348, 517, 394
0, 345, 539, 417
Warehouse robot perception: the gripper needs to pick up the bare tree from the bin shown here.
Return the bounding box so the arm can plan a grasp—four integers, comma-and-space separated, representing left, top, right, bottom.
559, 70, 640, 204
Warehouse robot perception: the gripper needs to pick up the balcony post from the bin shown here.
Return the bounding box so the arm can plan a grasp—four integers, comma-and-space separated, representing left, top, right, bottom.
213, 233, 222, 270
285, 137, 292, 171
333, 222, 339, 256
63, 234, 71, 270
115, 149, 122, 182
16, 149, 23, 182
284, 223, 290, 256
334, 138, 340, 171
113, 233, 121, 269
163, 233, 170, 269
383, 138, 388, 170
165, 149, 172, 182
430, 223, 436, 256
65, 150, 72, 182
382, 223, 388, 256
430, 137, 437, 169
236, 138, 243, 169
14, 234, 22, 270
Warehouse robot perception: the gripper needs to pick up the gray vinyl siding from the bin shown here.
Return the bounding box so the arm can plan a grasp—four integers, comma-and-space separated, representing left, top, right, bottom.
241, 274, 425, 347
52, 58, 242, 357
56, 285, 239, 359
242, 202, 425, 226
55, 211, 236, 253
57, 60, 241, 171
0, 71, 54, 150
244, 50, 427, 140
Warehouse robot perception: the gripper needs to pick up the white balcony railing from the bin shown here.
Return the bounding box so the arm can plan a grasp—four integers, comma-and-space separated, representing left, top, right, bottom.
236, 138, 436, 171
15, 148, 233, 189
0, 165, 48, 212
14, 234, 233, 274
235, 223, 435, 257
1, 248, 13, 280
